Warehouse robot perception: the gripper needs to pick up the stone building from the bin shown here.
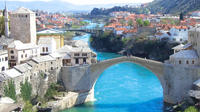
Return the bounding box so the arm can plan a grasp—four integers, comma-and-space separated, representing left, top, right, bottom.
37, 29, 64, 49
10, 7, 37, 44
57, 40, 97, 66
0, 50, 8, 72
169, 25, 200, 66
8, 40, 40, 68
38, 37, 57, 55
188, 25, 200, 56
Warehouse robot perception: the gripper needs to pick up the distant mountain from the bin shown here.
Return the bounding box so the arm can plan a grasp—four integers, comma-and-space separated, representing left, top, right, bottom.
90, 5, 149, 16
148, 0, 200, 14
0, 1, 140, 13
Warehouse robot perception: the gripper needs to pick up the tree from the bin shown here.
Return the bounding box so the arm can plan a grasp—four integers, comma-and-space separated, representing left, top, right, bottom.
136, 18, 144, 27
184, 106, 198, 112
20, 79, 32, 101
0, 16, 5, 36
180, 12, 184, 21
128, 19, 133, 26
23, 101, 36, 112
44, 83, 58, 101
144, 20, 150, 26
4, 80, 16, 101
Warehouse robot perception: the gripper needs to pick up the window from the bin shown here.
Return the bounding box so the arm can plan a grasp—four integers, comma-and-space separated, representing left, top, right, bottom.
25, 54, 27, 58
1, 67, 5, 71
83, 58, 86, 64
10, 50, 14, 54
192, 60, 195, 64
5, 57, 8, 61
2, 58, 4, 61
51, 67, 53, 70
23, 50, 25, 53
74, 53, 80, 56
25, 15, 28, 18
51, 62, 53, 64
179, 60, 181, 64
43, 47, 45, 52
21, 55, 23, 58
11, 56, 15, 59
75, 58, 79, 64
46, 47, 48, 52
186, 60, 189, 64
82, 53, 87, 57
0, 58, 1, 62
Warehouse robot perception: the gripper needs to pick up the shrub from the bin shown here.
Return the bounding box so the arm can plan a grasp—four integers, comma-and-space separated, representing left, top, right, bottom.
20, 79, 32, 101
44, 83, 58, 101
4, 80, 16, 101
184, 106, 198, 112
23, 101, 36, 112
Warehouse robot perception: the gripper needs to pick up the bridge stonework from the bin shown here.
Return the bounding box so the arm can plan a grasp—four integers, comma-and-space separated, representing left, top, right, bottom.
61, 56, 200, 104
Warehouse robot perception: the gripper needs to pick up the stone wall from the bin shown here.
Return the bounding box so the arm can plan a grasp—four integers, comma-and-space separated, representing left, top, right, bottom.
163, 64, 200, 103
48, 89, 94, 112
61, 65, 91, 92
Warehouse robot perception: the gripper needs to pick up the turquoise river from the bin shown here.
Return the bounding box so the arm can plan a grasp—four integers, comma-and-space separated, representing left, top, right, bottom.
61, 22, 163, 112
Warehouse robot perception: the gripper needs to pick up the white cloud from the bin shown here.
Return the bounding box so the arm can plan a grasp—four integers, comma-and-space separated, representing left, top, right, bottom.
0, 0, 153, 5
60, 0, 153, 5
4, 0, 52, 2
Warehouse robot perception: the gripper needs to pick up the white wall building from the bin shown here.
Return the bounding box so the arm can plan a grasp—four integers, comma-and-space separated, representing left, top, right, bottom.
38, 37, 56, 55
169, 27, 188, 43
8, 40, 40, 68
0, 50, 8, 72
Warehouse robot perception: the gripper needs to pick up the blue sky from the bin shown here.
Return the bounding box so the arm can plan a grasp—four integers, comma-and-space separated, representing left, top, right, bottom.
4, 0, 153, 5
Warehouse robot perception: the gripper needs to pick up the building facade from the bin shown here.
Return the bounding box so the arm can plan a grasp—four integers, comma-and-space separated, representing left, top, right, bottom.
8, 40, 40, 68
0, 50, 8, 72
38, 37, 56, 55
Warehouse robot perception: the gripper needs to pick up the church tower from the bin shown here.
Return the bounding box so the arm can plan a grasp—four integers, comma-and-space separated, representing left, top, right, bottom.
10, 7, 36, 44
4, 1, 10, 37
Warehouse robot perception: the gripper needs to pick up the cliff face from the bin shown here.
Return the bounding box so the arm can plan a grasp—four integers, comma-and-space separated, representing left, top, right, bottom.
148, 0, 200, 14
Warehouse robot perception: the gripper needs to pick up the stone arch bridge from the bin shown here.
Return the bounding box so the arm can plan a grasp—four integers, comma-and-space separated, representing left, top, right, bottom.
61, 56, 200, 104
66, 28, 103, 35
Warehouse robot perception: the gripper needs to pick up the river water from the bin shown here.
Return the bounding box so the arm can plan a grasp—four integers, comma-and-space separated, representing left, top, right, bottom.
61, 22, 163, 112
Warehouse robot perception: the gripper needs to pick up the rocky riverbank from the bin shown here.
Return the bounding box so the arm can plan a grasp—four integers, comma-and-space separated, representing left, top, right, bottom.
90, 31, 179, 62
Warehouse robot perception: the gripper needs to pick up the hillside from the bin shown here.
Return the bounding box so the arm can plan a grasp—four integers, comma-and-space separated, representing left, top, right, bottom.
148, 0, 200, 14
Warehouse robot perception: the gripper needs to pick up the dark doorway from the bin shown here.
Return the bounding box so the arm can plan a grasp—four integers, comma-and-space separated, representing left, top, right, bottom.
75, 58, 79, 64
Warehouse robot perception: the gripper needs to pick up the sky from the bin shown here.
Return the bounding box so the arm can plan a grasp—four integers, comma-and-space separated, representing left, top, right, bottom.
4, 0, 154, 5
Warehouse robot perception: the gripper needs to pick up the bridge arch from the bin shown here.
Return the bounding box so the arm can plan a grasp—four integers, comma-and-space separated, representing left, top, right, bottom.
89, 56, 164, 89
87, 56, 167, 102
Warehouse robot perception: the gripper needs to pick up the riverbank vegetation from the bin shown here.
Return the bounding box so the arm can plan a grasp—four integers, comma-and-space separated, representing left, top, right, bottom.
90, 31, 178, 62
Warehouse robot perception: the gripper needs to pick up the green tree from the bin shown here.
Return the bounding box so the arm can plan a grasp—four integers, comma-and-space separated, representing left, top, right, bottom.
20, 79, 32, 101
0, 16, 5, 36
119, 19, 125, 25
184, 106, 198, 112
44, 83, 58, 101
4, 80, 16, 101
128, 19, 133, 26
144, 20, 150, 26
136, 18, 144, 26
23, 101, 36, 112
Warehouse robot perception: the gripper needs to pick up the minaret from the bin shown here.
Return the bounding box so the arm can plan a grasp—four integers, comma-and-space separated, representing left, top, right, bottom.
4, 1, 10, 37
